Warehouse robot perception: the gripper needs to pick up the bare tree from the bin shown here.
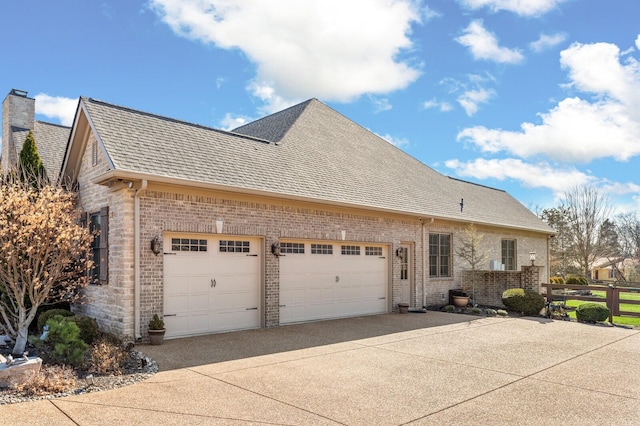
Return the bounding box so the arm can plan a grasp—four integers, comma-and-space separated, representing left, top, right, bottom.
540, 206, 573, 277
615, 211, 640, 281
455, 223, 488, 306
0, 179, 93, 355
561, 185, 614, 278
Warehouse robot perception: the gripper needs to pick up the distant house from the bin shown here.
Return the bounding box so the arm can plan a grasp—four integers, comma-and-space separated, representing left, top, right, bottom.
1, 89, 554, 340
591, 258, 638, 283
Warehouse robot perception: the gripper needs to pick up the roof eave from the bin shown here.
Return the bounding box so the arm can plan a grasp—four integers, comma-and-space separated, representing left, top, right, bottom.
92, 170, 554, 235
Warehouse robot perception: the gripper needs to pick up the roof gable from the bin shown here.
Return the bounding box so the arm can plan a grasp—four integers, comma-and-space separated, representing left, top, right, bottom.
11, 121, 70, 182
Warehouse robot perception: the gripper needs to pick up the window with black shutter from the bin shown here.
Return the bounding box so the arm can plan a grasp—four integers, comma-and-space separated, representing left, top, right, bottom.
87, 206, 109, 285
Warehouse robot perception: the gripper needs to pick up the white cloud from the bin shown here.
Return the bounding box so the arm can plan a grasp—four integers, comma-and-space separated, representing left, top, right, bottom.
423, 99, 453, 112
445, 158, 593, 192
370, 96, 392, 113
456, 20, 524, 64
149, 0, 423, 113
457, 88, 494, 116
220, 113, 251, 131
458, 39, 640, 163
529, 33, 567, 53
635, 34, 640, 50
34, 94, 78, 126
422, 5, 442, 21
376, 132, 409, 148
458, 0, 567, 17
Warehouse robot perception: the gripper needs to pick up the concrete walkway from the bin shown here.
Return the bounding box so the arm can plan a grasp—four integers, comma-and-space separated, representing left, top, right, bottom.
3, 312, 639, 425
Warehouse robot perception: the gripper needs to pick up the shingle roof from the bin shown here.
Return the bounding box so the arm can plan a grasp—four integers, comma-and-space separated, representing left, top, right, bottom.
79, 97, 553, 234
12, 121, 70, 181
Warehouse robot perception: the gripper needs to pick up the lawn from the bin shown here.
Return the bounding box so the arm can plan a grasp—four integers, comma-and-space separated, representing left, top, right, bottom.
563, 289, 640, 327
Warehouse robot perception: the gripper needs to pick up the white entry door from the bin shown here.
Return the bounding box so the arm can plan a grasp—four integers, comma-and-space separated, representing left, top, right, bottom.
163, 234, 261, 338
399, 244, 411, 306
279, 241, 388, 324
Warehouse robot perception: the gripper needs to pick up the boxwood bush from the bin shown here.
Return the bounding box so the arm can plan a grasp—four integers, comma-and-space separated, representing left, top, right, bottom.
502, 288, 545, 315
565, 275, 588, 285
576, 303, 610, 323
37, 308, 74, 332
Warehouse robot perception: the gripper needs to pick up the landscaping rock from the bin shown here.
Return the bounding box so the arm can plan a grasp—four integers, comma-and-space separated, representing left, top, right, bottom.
0, 357, 42, 388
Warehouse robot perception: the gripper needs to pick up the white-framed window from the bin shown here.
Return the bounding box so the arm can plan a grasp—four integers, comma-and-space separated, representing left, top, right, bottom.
429, 234, 451, 277
341, 245, 360, 255
365, 246, 382, 256
220, 240, 250, 253
311, 244, 333, 254
171, 238, 207, 252
281, 242, 305, 254
501, 239, 516, 270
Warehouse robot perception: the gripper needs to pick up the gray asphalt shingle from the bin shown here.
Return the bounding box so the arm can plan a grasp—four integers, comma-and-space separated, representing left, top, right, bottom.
81, 97, 552, 234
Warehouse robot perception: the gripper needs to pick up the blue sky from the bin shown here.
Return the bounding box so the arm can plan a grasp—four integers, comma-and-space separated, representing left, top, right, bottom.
2, 0, 639, 213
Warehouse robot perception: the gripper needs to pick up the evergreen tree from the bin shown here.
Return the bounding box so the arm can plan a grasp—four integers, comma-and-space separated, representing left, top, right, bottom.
18, 130, 47, 186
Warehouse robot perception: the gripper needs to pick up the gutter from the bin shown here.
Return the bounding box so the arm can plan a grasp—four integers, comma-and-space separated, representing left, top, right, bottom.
134, 179, 148, 340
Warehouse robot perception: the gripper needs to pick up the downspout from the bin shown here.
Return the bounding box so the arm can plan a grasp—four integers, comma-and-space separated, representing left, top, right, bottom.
134, 179, 148, 340
421, 218, 426, 309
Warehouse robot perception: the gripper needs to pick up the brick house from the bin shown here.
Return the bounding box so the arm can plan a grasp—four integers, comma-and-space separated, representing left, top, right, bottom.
1, 89, 554, 341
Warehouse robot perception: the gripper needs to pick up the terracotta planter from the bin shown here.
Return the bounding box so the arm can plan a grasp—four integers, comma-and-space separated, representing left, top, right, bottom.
398, 303, 409, 314
452, 296, 469, 308
148, 329, 166, 345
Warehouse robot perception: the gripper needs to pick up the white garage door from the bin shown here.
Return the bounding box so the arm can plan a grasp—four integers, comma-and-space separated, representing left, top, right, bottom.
279, 241, 388, 324
163, 234, 261, 338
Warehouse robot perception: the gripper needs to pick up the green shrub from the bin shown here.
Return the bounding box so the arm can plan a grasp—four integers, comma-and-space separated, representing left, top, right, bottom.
148, 313, 165, 330
502, 288, 545, 315
496, 309, 508, 317
485, 309, 497, 316
43, 315, 88, 367
576, 303, 610, 323
550, 276, 565, 284
68, 315, 100, 345
443, 305, 455, 313
566, 275, 588, 285
470, 307, 483, 315
37, 309, 74, 333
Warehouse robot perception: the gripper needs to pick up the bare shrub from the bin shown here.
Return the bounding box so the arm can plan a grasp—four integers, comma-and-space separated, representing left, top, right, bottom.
15, 364, 76, 396
89, 335, 129, 376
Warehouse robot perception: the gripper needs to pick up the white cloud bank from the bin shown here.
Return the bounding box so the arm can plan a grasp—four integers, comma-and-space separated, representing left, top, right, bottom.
445, 158, 593, 192
34, 94, 78, 126
458, 0, 567, 16
149, 0, 423, 112
448, 38, 640, 194
457, 40, 640, 163
456, 20, 523, 64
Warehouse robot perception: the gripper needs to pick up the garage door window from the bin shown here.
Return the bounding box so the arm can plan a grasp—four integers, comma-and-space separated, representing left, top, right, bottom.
311, 244, 333, 254
365, 246, 382, 256
281, 242, 305, 254
171, 238, 208, 252
341, 245, 360, 255
220, 240, 250, 253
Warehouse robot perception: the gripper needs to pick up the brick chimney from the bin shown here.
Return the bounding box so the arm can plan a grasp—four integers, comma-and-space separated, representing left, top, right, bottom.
2, 89, 35, 173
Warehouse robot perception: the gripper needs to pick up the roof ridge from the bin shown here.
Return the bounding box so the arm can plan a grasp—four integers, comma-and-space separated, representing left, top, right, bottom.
448, 176, 505, 192
35, 120, 71, 129
85, 97, 274, 145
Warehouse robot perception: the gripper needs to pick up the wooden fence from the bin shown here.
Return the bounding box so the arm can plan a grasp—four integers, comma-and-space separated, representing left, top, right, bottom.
542, 283, 640, 323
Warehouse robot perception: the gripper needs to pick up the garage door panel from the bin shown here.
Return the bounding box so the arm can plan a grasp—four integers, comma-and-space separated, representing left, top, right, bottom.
280, 242, 388, 324
164, 234, 261, 338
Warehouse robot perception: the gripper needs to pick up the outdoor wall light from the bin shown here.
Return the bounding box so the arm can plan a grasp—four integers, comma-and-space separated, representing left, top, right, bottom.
396, 248, 404, 260
151, 236, 162, 256
271, 242, 282, 257
529, 250, 536, 266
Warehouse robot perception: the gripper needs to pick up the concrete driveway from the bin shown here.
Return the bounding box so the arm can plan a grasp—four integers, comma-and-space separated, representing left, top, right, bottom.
3, 312, 639, 425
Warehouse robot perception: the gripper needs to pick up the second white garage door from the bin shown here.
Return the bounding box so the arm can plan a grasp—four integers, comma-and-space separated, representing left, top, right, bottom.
279, 241, 388, 324
163, 234, 261, 338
